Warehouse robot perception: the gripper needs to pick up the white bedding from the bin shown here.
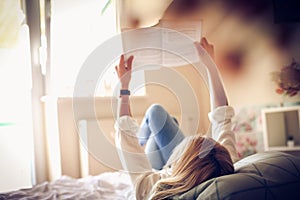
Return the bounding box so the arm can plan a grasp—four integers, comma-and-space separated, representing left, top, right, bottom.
0, 171, 134, 200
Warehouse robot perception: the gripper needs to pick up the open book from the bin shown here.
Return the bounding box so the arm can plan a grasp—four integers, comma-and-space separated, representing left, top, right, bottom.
121, 19, 202, 69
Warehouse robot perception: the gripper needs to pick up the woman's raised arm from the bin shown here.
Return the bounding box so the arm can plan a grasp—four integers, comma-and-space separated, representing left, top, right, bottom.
194, 38, 237, 162
194, 38, 228, 111
115, 55, 134, 117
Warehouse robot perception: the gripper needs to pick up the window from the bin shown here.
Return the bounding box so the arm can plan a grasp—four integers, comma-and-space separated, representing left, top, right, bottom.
0, 13, 33, 191
52, 0, 145, 97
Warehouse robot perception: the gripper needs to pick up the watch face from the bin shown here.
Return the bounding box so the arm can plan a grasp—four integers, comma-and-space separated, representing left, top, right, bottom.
120, 90, 130, 95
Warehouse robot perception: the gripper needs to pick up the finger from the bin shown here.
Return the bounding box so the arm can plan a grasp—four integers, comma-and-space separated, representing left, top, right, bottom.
194, 41, 203, 54
115, 65, 120, 77
200, 38, 214, 52
119, 54, 125, 68
127, 55, 134, 70
200, 37, 208, 46
195, 41, 213, 58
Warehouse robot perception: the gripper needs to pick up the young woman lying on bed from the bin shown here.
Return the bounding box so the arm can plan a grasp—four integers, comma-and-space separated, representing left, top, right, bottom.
115, 37, 238, 200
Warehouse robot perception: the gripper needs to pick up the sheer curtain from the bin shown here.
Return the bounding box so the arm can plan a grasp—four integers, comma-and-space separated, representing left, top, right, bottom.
0, 0, 34, 192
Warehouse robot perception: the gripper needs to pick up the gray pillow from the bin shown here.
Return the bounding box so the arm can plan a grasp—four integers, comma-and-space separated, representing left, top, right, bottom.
172, 151, 300, 200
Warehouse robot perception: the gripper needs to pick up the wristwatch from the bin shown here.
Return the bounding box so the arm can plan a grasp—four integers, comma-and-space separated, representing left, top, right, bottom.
120, 89, 130, 96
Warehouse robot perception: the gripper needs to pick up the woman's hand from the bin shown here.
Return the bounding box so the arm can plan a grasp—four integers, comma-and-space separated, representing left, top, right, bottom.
194, 37, 217, 72
200, 37, 214, 60
115, 55, 134, 89
195, 37, 215, 60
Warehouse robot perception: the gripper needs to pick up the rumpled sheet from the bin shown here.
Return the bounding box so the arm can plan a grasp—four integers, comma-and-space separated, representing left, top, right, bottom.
0, 171, 134, 200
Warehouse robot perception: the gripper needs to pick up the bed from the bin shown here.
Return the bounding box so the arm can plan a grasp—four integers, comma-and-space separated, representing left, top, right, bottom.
0, 171, 134, 199
2, 106, 300, 200
1, 151, 300, 200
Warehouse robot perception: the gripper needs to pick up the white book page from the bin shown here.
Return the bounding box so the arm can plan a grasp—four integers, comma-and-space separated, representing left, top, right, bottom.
121, 19, 202, 68
121, 27, 162, 70
159, 19, 202, 67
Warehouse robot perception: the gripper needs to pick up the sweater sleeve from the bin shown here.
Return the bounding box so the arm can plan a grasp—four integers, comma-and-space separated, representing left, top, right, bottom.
114, 116, 152, 175
208, 106, 238, 162
114, 116, 161, 200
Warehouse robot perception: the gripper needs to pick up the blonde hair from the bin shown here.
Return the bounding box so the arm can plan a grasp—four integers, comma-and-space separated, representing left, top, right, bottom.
150, 135, 234, 200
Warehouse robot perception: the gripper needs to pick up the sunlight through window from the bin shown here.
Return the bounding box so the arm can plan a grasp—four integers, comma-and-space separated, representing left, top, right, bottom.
52, 0, 145, 97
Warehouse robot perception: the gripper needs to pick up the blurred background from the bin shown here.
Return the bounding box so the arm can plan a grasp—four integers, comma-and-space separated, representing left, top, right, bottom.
0, 0, 299, 192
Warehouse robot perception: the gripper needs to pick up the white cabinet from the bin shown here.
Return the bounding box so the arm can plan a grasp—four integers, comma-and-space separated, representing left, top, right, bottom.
261, 106, 300, 151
